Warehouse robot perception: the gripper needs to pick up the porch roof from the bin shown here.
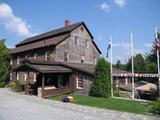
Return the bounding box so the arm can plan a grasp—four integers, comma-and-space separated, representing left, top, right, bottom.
14, 62, 72, 73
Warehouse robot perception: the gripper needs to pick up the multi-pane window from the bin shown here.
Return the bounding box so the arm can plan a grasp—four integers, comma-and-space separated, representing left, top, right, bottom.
81, 56, 84, 63
74, 36, 79, 46
17, 57, 20, 65
76, 75, 83, 89
64, 52, 69, 62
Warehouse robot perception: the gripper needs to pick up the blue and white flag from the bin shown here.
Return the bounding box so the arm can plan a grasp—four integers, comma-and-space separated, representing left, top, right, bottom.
106, 40, 111, 58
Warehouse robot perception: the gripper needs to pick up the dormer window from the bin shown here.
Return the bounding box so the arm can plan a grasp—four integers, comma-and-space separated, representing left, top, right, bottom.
85, 39, 89, 48
74, 36, 79, 46
17, 57, 20, 65
81, 56, 84, 63
64, 52, 69, 62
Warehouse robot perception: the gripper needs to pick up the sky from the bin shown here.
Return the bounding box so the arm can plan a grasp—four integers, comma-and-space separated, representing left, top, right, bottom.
0, 0, 160, 64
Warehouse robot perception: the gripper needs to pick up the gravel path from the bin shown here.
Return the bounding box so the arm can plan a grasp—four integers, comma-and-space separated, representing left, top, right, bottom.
0, 88, 159, 120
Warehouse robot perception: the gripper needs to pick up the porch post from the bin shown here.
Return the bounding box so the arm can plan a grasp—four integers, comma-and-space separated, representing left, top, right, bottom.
25, 72, 29, 95
42, 74, 45, 98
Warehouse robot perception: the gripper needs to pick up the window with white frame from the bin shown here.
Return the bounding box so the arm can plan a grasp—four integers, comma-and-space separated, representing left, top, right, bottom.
17, 57, 20, 65
10, 59, 13, 65
16, 73, 19, 80
85, 39, 89, 48
64, 52, 69, 62
74, 36, 79, 46
10, 72, 12, 80
24, 73, 27, 81
58, 75, 63, 87
34, 53, 37, 59
81, 56, 84, 63
94, 57, 97, 64
45, 51, 50, 61
76, 75, 83, 89
33, 73, 36, 82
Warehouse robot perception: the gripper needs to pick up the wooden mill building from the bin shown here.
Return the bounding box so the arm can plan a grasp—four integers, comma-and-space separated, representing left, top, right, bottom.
10, 20, 101, 98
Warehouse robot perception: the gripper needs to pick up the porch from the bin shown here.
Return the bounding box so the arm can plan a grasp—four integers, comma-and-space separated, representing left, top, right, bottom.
14, 61, 74, 98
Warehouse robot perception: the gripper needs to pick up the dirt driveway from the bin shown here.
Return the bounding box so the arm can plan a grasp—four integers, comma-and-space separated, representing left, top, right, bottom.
0, 88, 159, 120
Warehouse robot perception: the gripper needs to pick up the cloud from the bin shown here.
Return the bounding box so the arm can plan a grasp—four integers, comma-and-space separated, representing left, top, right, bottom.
0, 3, 37, 37
112, 42, 131, 49
114, 0, 126, 8
144, 43, 152, 48
100, 2, 110, 12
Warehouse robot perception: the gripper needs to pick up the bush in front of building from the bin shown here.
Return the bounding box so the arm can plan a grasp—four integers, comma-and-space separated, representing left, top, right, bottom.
151, 97, 160, 115
90, 58, 111, 98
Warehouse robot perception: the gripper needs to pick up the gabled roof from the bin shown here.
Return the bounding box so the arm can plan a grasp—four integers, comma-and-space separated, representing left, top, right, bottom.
16, 22, 93, 47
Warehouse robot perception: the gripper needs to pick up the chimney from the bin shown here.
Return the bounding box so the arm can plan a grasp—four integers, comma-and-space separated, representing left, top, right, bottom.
65, 19, 70, 27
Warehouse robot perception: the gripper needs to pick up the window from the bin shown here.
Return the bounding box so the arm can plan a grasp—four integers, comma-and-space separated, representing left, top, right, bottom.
45, 51, 50, 61
10, 72, 12, 80
33, 73, 36, 82
58, 75, 63, 87
94, 57, 97, 64
17, 57, 20, 65
16, 73, 19, 80
80, 26, 84, 32
81, 56, 84, 63
76, 75, 83, 89
64, 52, 69, 62
10, 59, 13, 65
24, 73, 27, 81
74, 36, 79, 46
34, 53, 37, 59
85, 39, 89, 48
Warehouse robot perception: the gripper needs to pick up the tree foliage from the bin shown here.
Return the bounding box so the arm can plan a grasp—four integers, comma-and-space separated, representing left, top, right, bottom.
0, 40, 10, 87
90, 58, 111, 98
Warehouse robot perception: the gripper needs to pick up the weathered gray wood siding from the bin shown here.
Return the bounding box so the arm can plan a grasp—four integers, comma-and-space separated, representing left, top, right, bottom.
55, 25, 100, 64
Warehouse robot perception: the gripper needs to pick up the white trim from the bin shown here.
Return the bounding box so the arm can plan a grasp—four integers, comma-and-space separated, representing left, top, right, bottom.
34, 53, 37, 59
16, 73, 19, 80
17, 57, 20, 65
45, 51, 48, 61
10, 59, 13, 65
76, 75, 83, 89
34, 73, 36, 82
86, 39, 89, 48
10, 72, 12, 80
24, 73, 27, 81
94, 57, 97, 64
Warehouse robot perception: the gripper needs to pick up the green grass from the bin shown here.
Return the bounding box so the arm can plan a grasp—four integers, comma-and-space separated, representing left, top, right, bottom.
49, 93, 152, 115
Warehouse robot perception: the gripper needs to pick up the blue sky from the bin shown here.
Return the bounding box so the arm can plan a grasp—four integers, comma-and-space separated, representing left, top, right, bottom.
0, 0, 160, 63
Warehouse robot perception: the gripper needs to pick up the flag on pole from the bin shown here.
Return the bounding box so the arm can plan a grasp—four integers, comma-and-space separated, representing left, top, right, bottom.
155, 32, 160, 49
106, 40, 111, 58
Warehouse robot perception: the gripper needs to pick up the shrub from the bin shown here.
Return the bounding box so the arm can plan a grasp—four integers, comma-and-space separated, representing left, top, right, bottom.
7, 81, 16, 90
151, 97, 160, 115
90, 58, 111, 98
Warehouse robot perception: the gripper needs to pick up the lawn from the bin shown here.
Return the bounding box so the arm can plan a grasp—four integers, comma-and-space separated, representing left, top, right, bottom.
49, 93, 152, 115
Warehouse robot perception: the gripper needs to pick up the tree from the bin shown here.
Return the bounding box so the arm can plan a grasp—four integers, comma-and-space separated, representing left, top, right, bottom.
114, 60, 126, 70
126, 54, 145, 72
90, 58, 111, 98
0, 40, 10, 87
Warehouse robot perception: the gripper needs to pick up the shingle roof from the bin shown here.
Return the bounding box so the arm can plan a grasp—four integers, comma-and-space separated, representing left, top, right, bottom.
11, 33, 70, 54
16, 22, 90, 47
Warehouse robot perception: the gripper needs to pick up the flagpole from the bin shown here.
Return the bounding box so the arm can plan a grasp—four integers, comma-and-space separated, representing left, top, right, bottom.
155, 27, 160, 96
110, 36, 113, 97
131, 32, 135, 99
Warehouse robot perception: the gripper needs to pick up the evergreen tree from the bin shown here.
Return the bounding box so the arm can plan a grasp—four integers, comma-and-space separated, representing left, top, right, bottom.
0, 40, 10, 87
90, 58, 111, 98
